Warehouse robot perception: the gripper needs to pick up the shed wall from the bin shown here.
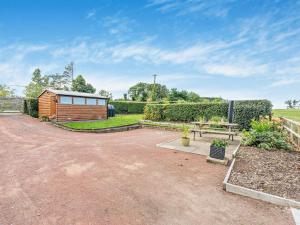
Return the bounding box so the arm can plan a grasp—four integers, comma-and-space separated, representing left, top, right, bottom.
38, 91, 56, 118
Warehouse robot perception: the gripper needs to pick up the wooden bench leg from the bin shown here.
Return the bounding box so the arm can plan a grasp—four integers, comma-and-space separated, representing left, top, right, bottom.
193, 132, 196, 140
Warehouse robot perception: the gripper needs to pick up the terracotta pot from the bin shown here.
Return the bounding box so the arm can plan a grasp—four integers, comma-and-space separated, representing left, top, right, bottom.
181, 137, 190, 147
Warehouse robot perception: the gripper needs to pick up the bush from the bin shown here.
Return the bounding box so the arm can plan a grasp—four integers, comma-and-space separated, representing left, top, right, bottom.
242, 119, 291, 150
211, 139, 229, 149
233, 100, 272, 130
144, 103, 228, 122
23, 98, 38, 118
110, 101, 147, 114
144, 100, 272, 130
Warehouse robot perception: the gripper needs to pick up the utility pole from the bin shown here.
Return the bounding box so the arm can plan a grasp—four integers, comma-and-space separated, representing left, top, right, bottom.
70, 61, 74, 82
152, 74, 157, 85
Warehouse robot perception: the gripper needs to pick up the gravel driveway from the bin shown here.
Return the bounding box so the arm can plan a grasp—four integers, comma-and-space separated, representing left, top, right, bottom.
0, 114, 294, 225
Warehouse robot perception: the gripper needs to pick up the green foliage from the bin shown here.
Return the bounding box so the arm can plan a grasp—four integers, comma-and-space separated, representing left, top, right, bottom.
71, 75, 96, 93
98, 89, 112, 99
128, 82, 168, 102
182, 125, 190, 138
144, 102, 228, 122
242, 119, 291, 150
211, 139, 229, 149
0, 84, 15, 97
111, 101, 147, 114
24, 69, 49, 98
23, 98, 38, 118
233, 100, 272, 130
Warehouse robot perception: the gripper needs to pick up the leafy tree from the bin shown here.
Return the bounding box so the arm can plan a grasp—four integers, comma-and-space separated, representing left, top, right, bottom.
285, 99, 300, 109
187, 91, 201, 102
24, 69, 49, 98
62, 62, 74, 88
0, 84, 15, 97
128, 82, 168, 102
99, 89, 112, 99
148, 83, 169, 102
128, 82, 149, 101
167, 88, 189, 102
71, 75, 96, 93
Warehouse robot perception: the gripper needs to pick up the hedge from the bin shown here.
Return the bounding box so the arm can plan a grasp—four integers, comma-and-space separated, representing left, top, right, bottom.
233, 100, 272, 130
23, 98, 38, 118
144, 100, 272, 130
110, 101, 147, 114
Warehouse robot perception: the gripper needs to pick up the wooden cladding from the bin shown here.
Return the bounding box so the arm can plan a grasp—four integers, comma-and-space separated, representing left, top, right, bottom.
38, 91, 56, 117
56, 104, 107, 122
38, 90, 108, 122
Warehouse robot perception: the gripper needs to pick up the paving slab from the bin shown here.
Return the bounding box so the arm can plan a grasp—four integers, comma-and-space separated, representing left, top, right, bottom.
157, 134, 240, 160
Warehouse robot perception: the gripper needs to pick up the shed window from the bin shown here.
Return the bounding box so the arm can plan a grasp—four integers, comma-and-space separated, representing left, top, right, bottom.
60, 96, 72, 104
98, 99, 106, 106
86, 98, 97, 105
73, 97, 86, 105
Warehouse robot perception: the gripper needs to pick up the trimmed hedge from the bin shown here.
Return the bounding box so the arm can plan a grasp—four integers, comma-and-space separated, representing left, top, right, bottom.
144, 100, 272, 130
110, 101, 147, 114
23, 99, 38, 118
233, 100, 272, 130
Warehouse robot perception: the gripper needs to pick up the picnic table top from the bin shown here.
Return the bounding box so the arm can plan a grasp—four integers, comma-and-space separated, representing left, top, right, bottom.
190, 121, 239, 126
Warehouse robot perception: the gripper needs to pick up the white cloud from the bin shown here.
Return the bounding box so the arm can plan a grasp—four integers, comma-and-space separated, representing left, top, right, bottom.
86, 10, 96, 19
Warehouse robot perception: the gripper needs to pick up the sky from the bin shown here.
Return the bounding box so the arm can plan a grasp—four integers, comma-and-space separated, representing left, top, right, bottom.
0, 0, 300, 108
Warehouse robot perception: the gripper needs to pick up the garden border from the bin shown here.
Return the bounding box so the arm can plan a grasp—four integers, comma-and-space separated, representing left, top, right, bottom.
51, 122, 141, 133
223, 153, 300, 208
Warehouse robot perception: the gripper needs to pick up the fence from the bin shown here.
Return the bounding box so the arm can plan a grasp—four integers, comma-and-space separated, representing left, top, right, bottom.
281, 117, 300, 151
0, 97, 24, 112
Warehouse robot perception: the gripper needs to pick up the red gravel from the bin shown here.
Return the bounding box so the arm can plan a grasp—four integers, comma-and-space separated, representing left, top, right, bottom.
229, 146, 300, 201
0, 114, 294, 225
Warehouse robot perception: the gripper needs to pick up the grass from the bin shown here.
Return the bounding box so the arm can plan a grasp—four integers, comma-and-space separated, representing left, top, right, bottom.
63, 114, 144, 130
273, 109, 300, 122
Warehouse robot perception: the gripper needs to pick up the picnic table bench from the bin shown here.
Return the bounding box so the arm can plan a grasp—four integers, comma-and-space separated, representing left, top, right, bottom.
190, 122, 239, 141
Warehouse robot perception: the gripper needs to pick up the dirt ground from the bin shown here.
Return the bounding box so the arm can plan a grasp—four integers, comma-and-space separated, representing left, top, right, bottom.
0, 114, 295, 225
229, 146, 300, 201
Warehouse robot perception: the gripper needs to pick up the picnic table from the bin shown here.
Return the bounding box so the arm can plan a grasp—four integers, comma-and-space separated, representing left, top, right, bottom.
190, 121, 239, 141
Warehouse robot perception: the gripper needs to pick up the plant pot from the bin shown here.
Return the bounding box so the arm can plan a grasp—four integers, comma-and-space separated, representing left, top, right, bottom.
181, 137, 190, 147
210, 145, 225, 160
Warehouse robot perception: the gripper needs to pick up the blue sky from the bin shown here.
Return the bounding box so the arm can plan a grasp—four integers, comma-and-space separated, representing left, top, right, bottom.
1, 0, 300, 108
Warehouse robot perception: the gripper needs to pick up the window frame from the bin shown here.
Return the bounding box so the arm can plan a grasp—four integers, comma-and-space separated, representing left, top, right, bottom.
98, 99, 107, 106
73, 97, 86, 105
60, 96, 72, 105
86, 98, 97, 105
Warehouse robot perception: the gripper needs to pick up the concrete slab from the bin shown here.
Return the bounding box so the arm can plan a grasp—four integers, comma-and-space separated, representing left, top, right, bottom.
292, 208, 300, 225
157, 134, 241, 160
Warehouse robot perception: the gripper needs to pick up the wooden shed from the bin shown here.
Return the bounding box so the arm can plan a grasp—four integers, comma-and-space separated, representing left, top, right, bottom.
38, 89, 108, 122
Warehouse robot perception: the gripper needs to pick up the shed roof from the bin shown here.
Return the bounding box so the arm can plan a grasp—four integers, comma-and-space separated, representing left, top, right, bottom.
39, 89, 108, 99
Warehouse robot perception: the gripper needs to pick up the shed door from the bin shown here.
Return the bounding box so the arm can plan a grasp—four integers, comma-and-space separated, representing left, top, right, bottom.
50, 96, 56, 116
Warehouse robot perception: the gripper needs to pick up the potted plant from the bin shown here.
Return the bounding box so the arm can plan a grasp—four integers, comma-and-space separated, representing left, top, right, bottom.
210, 139, 229, 160
181, 125, 190, 147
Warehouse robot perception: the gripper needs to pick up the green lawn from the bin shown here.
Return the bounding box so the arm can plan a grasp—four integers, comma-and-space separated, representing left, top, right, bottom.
63, 114, 144, 130
273, 109, 300, 122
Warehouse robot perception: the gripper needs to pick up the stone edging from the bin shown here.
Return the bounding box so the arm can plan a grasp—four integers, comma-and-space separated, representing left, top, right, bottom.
223, 152, 300, 208
51, 122, 141, 133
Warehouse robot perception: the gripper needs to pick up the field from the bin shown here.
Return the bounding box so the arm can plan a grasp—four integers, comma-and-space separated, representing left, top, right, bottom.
63, 114, 143, 129
272, 109, 300, 122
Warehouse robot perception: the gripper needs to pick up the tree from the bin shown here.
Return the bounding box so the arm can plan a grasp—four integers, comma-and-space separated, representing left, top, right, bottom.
148, 83, 169, 102
285, 99, 300, 109
167, 88, 188, 102
0, 84, 15, 97
128, 82, 169, 102
99, 89, 112, 99
187, 91, 201, 102
71, 75, 96, 93
24, 68, 49, 98
62, 62, 74, 88
128, 82, 149, 101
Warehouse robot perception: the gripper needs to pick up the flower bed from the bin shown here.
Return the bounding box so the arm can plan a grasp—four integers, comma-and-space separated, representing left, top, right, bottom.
229, 146, 300, 201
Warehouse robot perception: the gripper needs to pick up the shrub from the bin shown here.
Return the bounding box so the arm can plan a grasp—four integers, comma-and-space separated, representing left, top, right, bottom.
242, 119, 291, 150
23, 98, 38, 118
211, 139, 229, 149
181, 125, 190, 138
110, 101, 147, 114
233, 100, 272, 130
144, 100, 272, 130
